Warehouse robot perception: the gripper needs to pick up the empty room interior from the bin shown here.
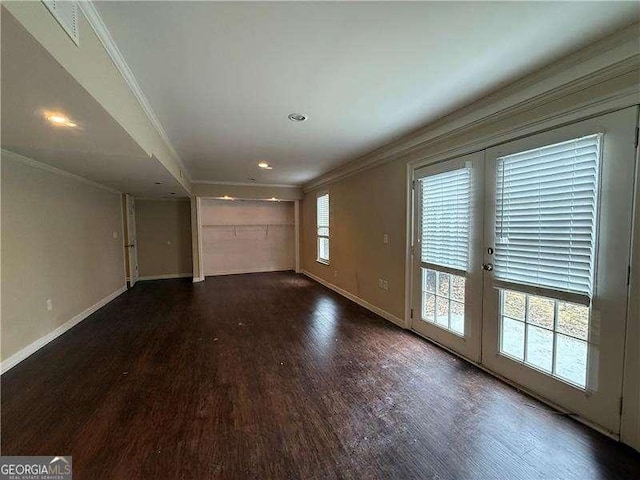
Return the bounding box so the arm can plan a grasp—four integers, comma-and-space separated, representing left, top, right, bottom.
2, 1, 640, 478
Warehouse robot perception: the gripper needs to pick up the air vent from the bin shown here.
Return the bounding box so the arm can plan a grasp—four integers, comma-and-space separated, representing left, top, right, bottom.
42, 1, 79, 46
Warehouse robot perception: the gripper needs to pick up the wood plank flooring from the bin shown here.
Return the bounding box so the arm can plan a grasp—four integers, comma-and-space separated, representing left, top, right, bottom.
2, 272, 640, 479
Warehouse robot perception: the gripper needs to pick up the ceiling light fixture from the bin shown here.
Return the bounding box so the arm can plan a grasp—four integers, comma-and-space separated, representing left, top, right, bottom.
45, 112, 77, 128
288, 113, 308, 122
222, 195, 233, 200
258, 162, 273, 170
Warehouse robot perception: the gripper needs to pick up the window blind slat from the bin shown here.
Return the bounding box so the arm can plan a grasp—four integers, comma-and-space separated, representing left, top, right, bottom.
420, 167, 471, 271
494, 134, 601, 298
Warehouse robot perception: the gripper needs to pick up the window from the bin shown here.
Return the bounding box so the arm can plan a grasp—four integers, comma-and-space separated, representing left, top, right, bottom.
419, 166, 471, 335
495, 134, 601, 388
316, 193, 330, 264
500, 290, 589, 387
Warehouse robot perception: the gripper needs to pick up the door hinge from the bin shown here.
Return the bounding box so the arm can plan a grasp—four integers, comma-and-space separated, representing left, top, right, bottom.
628, 265, 632, 286
412, 179, 416, 191
635, 126, 639, 148
620, 397, 624, 416
410, 308, 414, 319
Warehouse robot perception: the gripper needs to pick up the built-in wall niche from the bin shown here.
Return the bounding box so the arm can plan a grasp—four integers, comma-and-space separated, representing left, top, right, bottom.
201, 199, 295, 276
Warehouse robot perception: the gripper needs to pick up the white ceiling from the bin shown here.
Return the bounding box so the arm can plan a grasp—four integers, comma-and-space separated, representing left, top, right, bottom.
95, 1, 638, 186
1, 8, 188, 198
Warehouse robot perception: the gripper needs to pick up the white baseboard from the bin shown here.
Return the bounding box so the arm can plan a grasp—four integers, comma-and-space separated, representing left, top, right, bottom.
139, 273, 192, 281
302, 270, 407, 329
1, 285, 127, 374
206, 267, 295, 277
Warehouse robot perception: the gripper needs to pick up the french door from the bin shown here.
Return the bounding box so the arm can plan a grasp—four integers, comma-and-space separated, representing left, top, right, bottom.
411, 106, 637, 434
411, 151, 484, 362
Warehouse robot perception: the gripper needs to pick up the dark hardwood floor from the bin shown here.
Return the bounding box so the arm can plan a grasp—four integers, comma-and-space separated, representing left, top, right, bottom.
2, 272, 639, 479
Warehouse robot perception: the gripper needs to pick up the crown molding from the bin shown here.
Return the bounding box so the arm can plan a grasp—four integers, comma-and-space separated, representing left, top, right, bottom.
303, 23, 640, 192
192, 180, 301, 189
78, 1, 192, 183
1, 149, 122, 194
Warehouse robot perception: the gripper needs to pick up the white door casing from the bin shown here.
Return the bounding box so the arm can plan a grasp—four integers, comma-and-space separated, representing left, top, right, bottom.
125, 194, 139, 286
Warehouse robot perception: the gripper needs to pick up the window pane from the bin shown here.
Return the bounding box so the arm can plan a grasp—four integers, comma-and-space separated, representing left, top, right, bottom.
437, 272, 450, 298
526, 324, 553, 373
424, 269, 436, 293
436, 296, 449, 327
318, 237, 329, 261
451, 275, 465, 302
450, 301, 464, 335
527, 296, 554, 330
555, 334, 588, 387
503, 290, 525, 320
557, 301, 589, 341
423, 293, 435, 323
501, 317, 524, 361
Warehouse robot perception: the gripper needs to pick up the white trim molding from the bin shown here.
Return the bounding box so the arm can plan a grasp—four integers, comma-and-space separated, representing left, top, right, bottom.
1, 285, 127, 374
302, 270, 407, 329
78, 1, 191, 183
139, 273, 193, 281
303, 24, 640, 192
1, 149, 122, 194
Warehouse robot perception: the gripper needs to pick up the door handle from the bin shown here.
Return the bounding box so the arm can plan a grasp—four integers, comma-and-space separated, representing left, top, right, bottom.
482, 263, 494, 271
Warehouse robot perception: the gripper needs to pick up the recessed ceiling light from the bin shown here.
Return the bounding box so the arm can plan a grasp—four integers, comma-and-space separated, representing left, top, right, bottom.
45, 112, 77, 128
222, 195, 233, 200
269, 197, 279, 202
258, 162, 273, 170
288, 113, 308, 122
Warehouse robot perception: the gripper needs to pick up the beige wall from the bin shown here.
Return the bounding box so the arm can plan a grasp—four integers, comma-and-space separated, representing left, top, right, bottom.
1, 154, 125, 362
302, 160, 407, 319
301, 69, 640, 323
135, 199, 193, 278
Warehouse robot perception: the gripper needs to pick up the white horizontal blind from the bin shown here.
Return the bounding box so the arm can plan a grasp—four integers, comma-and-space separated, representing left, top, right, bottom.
420, 167, 471, 271
317, 193, 330, 262
317, 194, 329, 235
494, 134, 602, 300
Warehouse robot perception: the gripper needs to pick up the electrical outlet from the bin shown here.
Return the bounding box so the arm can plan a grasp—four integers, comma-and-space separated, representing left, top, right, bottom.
378, 278, 389, 290
112, 231, 118, 239
46, 299, 53, 311
334, 270, 338, 278
383, 234, 389, 245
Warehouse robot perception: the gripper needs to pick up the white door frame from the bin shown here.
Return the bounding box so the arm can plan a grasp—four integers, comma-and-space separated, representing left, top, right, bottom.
481, 108, 636, 436
124, 193, 139, 287
410, 151, 484, 363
